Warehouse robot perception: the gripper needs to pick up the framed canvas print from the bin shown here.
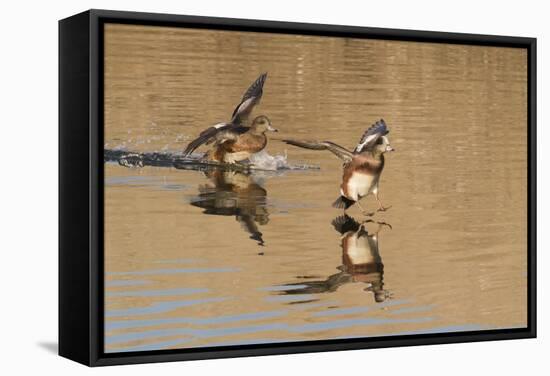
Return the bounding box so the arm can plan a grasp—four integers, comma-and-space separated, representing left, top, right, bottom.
59, 9, 536, 366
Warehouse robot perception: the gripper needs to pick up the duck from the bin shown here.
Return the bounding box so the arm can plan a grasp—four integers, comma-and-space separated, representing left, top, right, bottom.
183, 73, 278, 164
283, 119, 394, 216
190, 168, 269, 246
332, 215, 389, 303
274, 215, 390, 303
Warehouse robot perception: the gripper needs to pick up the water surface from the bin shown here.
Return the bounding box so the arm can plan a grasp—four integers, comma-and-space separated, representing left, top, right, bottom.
103, 24, 527, 353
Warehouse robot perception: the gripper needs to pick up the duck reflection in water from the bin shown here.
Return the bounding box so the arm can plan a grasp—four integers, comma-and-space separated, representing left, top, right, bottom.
190, 168, 269, 246
278, 215, 390, 303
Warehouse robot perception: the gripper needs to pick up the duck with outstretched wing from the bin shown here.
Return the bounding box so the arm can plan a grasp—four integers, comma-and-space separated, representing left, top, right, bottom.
283, 119, 394, 216
183, 73, 278, 164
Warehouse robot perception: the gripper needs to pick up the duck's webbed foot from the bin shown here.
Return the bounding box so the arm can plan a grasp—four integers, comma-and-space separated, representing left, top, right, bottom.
374, 192, 391, 212
359, 219, 392, 234
376, 221, 392, 230
360, 219, 392, 228
377, 205, 392, 212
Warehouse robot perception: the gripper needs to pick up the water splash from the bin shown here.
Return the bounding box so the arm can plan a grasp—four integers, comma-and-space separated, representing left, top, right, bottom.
249, 150, 288, 171
104, 148, 318, 172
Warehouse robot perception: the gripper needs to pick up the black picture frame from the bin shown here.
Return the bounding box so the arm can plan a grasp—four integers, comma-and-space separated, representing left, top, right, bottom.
59, 9, 537, 367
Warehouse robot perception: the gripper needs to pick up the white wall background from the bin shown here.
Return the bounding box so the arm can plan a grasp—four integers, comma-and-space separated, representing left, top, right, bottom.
0, 0, 546, 373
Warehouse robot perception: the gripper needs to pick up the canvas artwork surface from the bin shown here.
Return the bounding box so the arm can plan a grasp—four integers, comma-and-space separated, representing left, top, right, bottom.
103, 23, 527, 353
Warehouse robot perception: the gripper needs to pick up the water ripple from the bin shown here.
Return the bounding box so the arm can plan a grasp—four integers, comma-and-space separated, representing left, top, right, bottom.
105, 297, 231, 317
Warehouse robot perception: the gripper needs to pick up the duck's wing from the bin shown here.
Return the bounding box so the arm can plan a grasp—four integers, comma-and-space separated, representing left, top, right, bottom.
276, 272, 351, 295
208, 125, 249, 146
183, 123, 248, 156
354, 119, 389, 153
282, 139, 354, 163
231, 73, 267, 124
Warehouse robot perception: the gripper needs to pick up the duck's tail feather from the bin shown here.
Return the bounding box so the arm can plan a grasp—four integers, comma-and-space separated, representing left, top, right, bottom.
332, 196, 355, 209
331, 215, 361, 234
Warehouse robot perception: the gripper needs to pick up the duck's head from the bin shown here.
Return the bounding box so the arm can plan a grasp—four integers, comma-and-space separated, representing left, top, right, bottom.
374, 290, 388, 303
373, 135, 395, 154
355, 119, 394, 155
251, 115, 278, 133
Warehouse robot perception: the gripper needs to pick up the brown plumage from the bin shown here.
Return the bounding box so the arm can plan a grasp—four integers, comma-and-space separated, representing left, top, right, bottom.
190, 169, 269, 245
183, 73, 278, 163
272, 215, 389, 303
283, 119, 394, 215
205, 121, 270, 163
336, 215, 388, 302
340, 154, 385, 200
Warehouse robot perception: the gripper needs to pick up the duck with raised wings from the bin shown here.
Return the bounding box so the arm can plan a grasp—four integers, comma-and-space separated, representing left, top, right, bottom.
283, 119, 394, 215
183, 73, 278, 164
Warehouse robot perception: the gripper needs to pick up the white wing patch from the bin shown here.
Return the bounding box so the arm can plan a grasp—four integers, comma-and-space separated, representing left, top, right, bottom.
355, 134, 378, 153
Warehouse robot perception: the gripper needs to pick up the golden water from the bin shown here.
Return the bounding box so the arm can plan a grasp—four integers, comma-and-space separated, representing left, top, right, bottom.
103, 24, 527, 352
